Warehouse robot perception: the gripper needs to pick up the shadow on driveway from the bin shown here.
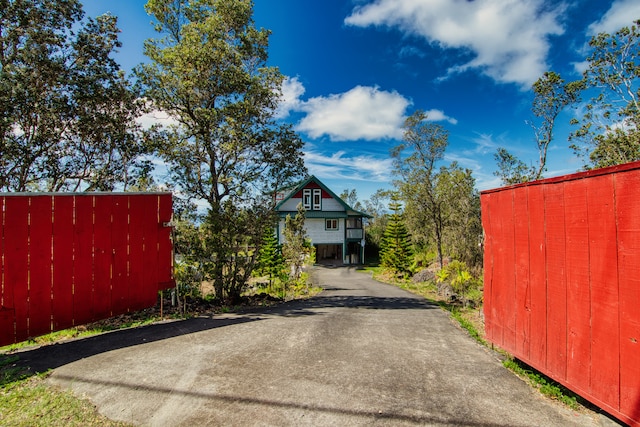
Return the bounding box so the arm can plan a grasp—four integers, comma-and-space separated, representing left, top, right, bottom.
9, 272, 437, 377
11, 316, 258, 374
249, 294, 438, 317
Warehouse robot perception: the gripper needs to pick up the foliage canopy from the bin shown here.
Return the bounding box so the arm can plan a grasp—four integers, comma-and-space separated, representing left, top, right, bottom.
0, 0, 149, 191
392, 110, 481, 268
137, 0, 306, 302
570, 19, 640, 168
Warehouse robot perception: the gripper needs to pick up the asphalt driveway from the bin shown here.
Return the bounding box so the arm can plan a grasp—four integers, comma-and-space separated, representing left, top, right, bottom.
19, 266, 608, 426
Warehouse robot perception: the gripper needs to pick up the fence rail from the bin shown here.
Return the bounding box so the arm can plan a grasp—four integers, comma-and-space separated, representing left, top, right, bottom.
481, 161, 640, 427
0, 193, 174, 346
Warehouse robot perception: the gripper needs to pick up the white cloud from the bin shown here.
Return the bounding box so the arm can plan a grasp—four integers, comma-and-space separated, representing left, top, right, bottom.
345, 0, 565, 88
587, 0, 640, 35
424, 109, 458, 125
11, 124, 24, 137
468, 133, 500, 155
571, 60, 589, 74
275, 76, 306, 118
399, 45, 426, 59
136, 109, 180, 130
296, 86, 411, 141
304, 149, 394, 182
276, 79, 457, 141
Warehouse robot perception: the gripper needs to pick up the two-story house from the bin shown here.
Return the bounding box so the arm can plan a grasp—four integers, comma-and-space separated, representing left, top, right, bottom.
274, 176, 371, 265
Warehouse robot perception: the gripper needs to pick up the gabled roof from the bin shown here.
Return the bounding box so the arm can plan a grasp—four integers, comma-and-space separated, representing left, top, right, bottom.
275, 175, 372, 218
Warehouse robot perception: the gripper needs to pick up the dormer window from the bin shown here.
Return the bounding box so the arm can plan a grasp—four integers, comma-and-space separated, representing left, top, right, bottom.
313, 189, 322, 210
303, 189, 312, 210
302, 188, 322, 210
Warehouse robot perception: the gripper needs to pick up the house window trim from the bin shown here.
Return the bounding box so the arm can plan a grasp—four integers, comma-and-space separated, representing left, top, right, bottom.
346, 217, 362, 229
303, 189, 312, 210
313, 189, 322, 210
325, 218, 339, 230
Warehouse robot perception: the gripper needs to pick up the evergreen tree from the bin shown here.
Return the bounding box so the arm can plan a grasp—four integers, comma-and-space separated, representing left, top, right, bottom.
380, 197, 413, 276
256, 226, 285, 289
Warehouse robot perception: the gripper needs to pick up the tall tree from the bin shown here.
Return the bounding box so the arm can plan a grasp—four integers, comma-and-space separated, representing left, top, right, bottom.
379, 196, 413, 276
136, 0, 306, 302
281, 203, 310, 281
0, 0, 148, 191
137, 0, 305, 207
339, 188, 363, 210
393, 110, 480, 268
362, 188, 390, 261
392, 110, 447, 267
436, 166, 482, 266
570, 20, 640, 168
494, 72, 580, 185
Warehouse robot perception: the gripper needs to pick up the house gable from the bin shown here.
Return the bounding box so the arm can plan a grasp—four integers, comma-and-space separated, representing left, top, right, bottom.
275, 176, 370, 217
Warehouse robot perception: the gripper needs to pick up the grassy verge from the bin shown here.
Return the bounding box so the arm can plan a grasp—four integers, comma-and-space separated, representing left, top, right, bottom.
362, 265, 588, 412
0, 323, 143, 426
0, 354, 129, 426
502, 358, 586, 410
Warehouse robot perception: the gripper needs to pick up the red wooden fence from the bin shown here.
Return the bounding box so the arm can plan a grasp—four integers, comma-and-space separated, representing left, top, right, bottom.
481, 161, 640, 427
0, 193, 174, 347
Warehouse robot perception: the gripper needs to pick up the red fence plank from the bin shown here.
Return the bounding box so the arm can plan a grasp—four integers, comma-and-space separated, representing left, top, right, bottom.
5, 197, 29, 342
111, 196, 129, 315
93, 195, 113, 320
494, 190, 516, 349
52, 195, 74, 331
141, 195, 160, 308
0, 197, 15, 343
481, 161, 640, 427
481, 194, 495, 344
544, 184, 567, 382
73, 195, 95, 324
28, 196, 54, 338
0, 193, 174, 347
563, 179, 591, 395
128, 196, 146, 312
513, 187, 531, 360
615, 171, 640, 421
587, 174, 619, 411
527, 185, 547, 370
158, 195, 174, 290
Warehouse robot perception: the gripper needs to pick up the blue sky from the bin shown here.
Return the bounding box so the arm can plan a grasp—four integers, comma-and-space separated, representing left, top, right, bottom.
82, 0, 640, 202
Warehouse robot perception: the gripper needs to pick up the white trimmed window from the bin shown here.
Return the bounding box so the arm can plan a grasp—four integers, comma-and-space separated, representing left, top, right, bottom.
303, 189, 311, 210
313, 189, 322, 210
326, 219, 338, 230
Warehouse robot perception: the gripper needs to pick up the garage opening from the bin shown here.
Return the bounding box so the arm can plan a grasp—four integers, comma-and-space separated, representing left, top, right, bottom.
315, 244, 343, 265
346, 241, 361, 265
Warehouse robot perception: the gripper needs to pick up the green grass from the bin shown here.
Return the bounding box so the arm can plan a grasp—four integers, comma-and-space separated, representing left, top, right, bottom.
502, 358, 582, 409
1, 353, 131, 426
0, 376, 130, 426
443, 304, 487, 346
0, 316, 161, 426
1, 318, 159, 353
0, 355, 29, 388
